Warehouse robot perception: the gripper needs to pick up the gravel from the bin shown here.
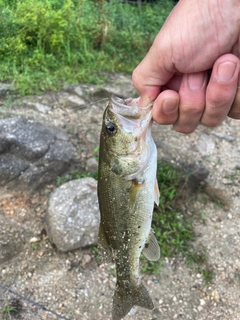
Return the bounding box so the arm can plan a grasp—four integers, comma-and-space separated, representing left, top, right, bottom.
0, 75, 240, 320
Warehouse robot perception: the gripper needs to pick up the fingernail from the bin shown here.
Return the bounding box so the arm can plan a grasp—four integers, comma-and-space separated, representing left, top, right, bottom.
217, 61, 237, 83
187, 73, 205, 90
162, 99, 178, 114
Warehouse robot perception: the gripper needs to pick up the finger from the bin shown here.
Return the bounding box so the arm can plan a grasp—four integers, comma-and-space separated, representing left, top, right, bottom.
228, 87, 240, 119
152, 90, 179, 125
172, 72, 207, 134
201, 54, 240, 126
132, 45, 174, 107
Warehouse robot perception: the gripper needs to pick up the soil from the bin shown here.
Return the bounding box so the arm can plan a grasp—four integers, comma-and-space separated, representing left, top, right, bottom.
0, 75, 240, 320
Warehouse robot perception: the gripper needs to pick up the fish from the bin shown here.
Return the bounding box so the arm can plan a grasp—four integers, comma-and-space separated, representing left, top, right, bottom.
97, 95, 160, 320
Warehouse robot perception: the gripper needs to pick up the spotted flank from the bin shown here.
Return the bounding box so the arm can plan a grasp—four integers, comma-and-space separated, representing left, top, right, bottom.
97, 96, 160, 320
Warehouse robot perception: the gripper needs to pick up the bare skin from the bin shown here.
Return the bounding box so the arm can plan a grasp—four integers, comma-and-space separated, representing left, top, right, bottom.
132, 0, 240, 134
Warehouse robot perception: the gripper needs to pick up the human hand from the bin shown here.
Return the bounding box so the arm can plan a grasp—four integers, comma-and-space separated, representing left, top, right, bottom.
132, 0, 240, 133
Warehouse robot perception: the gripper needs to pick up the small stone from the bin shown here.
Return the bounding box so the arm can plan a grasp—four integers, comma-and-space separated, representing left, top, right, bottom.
200, 299, 206, 306
212, 132, 235, 142
23, 100, 51, 113
66, 95, 86, 108
74, 86, 84, 97
196, 133, 215, 155
82, 254, 91, 265
30, 237, 41, 243
211, 289, 220, 302
86, 157, 98, 172
227, 213, 233, 220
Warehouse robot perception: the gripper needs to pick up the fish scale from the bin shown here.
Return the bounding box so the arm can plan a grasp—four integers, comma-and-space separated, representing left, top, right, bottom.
97, 96, 160, 320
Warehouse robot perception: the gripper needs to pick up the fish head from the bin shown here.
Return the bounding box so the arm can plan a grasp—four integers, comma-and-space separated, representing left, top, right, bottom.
100, 96, 154, 178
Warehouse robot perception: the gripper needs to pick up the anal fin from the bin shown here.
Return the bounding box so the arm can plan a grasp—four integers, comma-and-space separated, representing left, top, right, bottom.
142, 229, 160, 261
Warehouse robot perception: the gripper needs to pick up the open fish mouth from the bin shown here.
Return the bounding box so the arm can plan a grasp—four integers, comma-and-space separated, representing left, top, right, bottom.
109, 95, 153, 135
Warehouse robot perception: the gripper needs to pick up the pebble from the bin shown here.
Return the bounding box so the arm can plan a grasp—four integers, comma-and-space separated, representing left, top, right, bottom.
212, 132, 235, 141
227, 213, 233, 220
211, 289, 220, 302
200, 299, 206, 306
82, 254, 91, 265
66, 95, 86, 108
30, 237, 41, 243
197, 133, 215, 155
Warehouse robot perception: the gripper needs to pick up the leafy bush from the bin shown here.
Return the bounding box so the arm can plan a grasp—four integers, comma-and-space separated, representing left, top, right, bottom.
0, 0, 174, 94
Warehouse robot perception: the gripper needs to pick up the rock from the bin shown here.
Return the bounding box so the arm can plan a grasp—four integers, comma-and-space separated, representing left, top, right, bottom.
0, 154, 29, 184
66, 95, 86, 108
23, 100, 51, 113
46, 178, 100, 252
0, 83, 13, 97
74, 86, 84, 97
196, 133, 215, 155
86, 157, 98, 172
0, 117, 73, 190
212, 132, 234, 142
62, 84, 85, 97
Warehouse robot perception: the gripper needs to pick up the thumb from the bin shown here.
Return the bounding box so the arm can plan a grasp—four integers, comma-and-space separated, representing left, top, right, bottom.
132, 43, 174, 107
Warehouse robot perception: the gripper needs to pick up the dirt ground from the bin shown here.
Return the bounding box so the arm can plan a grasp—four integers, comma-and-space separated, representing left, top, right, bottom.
0, 75, 240, 320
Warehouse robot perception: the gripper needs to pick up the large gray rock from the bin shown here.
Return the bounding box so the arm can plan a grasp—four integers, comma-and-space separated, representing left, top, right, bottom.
0, 117, 73, 190
47, 178, 100, 252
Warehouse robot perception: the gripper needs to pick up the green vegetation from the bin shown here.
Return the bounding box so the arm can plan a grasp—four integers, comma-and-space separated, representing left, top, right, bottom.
0, 0, 174, 95
141, 160, 213, 284
57, 169, 98, 185
0, 303, 18, 319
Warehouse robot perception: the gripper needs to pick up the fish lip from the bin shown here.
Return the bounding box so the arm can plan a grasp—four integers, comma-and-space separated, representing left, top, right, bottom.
110, 95, 153, 117
107, 95, 153, 139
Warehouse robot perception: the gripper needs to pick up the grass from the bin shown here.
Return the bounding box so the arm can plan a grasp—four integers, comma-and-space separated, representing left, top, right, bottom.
90, 158, 213, 284
140, 160, 213, 284
57, 169, 98, 185
0, 0, 174, 95
0, 301, 19, 319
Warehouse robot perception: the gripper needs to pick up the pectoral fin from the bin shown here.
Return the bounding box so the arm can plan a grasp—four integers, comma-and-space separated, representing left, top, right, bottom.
98, 222, 112, 262
142, 229, 160, 261
154, 178, 160, 206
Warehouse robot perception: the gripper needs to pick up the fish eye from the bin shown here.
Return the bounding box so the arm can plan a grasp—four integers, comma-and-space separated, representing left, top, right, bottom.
106, 122, 116, 135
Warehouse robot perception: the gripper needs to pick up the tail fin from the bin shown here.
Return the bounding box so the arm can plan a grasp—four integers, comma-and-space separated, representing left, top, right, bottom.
112, 282, 154, 320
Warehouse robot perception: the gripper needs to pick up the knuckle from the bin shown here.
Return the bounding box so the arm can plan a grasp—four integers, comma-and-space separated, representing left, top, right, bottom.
181, 103, 204, 116
208, 90, 234, 107
132, 68, 141, 87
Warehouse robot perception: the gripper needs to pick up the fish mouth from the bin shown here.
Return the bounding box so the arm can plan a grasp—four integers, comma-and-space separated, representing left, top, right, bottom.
109, 96, 154, 180
110, 95, 153, 118
109, 95, 153, 135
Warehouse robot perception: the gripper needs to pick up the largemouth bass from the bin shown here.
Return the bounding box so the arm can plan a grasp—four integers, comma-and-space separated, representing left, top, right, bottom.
97, 96, 160, 320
